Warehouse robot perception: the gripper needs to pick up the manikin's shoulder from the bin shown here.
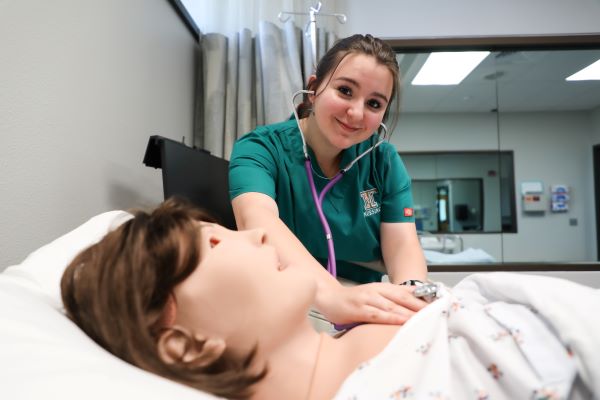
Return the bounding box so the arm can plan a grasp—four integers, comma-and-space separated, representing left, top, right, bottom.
311, 324, 400, 399
338, 323, 400, 362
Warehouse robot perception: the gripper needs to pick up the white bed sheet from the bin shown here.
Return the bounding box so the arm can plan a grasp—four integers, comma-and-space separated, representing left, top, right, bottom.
424, 247, 496, 264
3, 211, 597, 399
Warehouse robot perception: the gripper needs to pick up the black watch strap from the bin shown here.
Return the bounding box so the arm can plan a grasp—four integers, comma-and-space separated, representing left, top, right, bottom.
398, 279, 425, 286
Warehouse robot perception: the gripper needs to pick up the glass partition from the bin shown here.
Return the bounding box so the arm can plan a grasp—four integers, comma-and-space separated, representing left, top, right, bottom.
391, 39, 600, 264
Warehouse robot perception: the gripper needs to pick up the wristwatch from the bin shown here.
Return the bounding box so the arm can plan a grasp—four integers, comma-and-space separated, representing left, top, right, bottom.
398, 279, 425, 286
399, 279, 438, 303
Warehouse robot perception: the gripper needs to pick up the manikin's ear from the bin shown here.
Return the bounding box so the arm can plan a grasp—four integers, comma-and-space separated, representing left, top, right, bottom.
157, 327, 226, 368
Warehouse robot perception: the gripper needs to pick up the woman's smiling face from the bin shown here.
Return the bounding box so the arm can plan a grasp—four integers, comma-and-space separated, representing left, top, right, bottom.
171, 223, 317, 354
310, 53, 393, 151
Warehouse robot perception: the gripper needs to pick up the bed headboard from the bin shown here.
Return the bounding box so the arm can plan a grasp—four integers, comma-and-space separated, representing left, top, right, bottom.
143, 135, 236, 230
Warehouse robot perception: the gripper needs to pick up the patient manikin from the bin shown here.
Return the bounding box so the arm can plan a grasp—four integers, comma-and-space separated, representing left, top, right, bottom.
61, 198, 598, 400
162, 222, 407, 400
61, 198, 408, 399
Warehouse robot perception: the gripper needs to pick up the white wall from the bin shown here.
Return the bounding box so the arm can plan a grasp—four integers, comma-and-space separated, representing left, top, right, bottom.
394, 113, 499, 152
337, 0, 600, 38
500, 112, 593, 261
0, 0, 198, 269
392, 111, 595, 262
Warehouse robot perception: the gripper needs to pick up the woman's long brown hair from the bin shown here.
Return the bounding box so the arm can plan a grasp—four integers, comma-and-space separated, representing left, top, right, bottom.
61, 197, 266, 399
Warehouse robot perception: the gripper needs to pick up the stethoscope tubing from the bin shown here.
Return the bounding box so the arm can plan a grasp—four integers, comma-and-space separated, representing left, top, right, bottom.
291, 91, 440, 330
290, 89, 404, 331
304, 159, 343, 277
291, 89, 388, 278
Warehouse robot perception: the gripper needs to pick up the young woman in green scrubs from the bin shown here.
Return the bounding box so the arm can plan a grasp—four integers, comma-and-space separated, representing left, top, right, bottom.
229, 34, 427, 327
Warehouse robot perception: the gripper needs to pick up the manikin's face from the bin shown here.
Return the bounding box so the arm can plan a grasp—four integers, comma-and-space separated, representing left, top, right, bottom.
310, 53, 393, 151
172, 223, 317, 355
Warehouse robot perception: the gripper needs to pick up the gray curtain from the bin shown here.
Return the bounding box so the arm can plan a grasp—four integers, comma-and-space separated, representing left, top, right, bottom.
194, 21, 337, 159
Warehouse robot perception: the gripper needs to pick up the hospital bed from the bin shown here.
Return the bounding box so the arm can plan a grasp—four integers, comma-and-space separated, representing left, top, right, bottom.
419, 232, 463, 254
418, 232, 499, 264
1, 210, 598, 399
2, 138, 598, 398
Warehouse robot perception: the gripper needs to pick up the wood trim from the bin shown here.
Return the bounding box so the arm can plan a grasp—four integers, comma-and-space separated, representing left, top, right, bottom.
385, 34, 600, 52
399, 150, 513, 156
429, 263, 600, 272
595, 144, 600, 261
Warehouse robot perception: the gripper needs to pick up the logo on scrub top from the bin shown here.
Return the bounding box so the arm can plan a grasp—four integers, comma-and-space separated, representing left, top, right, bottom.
360, 189, 381, 217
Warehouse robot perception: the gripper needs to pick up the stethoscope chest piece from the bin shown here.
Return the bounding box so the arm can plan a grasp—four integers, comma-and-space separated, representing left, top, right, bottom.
413, 283, 439, 303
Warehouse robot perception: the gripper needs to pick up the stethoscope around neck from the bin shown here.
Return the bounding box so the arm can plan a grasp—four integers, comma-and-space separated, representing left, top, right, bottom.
291, 89, 389, 278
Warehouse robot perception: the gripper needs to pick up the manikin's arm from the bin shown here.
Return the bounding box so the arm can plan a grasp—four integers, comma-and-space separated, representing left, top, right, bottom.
380, 222, 428, 284
232, 192, 426, 325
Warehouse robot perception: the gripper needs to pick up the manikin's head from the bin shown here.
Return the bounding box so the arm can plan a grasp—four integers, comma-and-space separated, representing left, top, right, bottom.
61, 198, 316, 399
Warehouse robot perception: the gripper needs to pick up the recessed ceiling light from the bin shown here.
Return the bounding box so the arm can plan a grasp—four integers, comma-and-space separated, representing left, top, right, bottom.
566, 59, 600, 81
412, 51, 490, 85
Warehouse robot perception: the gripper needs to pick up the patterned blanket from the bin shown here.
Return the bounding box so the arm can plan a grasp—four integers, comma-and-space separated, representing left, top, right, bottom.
334, 273, 598, 399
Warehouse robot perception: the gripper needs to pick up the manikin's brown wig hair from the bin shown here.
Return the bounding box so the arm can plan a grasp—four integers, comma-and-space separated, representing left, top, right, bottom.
297, 33, 402, 134
61, 198, 266, 399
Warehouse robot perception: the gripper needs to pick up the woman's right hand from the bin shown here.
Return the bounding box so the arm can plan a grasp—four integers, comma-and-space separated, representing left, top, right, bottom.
232, 195, 427, 325
315, 281, 429, 326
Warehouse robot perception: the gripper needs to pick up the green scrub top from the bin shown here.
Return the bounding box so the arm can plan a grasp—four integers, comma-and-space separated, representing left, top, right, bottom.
229, 119, 415, 283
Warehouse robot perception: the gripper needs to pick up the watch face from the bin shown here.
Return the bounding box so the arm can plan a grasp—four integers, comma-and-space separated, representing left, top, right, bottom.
413, 283, 438, 302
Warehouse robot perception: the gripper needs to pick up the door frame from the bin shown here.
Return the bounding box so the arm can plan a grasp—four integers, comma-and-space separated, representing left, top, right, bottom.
594, 144, 600, 260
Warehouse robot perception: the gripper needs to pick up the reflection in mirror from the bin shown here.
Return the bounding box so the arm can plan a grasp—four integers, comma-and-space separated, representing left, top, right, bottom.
412, 178, 483, 233
402, 152, 516, 234
391, 40, 600, 263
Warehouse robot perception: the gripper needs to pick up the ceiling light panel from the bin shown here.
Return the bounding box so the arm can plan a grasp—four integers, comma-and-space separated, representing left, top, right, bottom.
566, 59, 600, 81
412, 51, 490, 85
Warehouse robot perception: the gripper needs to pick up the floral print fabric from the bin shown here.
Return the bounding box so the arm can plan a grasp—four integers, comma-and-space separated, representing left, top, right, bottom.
334, 272, 599, 399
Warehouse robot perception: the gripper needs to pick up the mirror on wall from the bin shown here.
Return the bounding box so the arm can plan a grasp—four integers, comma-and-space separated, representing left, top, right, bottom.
390, 39, 600, 263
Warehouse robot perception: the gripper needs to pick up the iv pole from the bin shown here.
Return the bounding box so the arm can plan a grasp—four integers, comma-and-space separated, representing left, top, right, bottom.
278, 2, 347, 68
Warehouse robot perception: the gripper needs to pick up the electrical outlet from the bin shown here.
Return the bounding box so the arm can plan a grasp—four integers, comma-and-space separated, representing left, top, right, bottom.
569, 218, 578, 226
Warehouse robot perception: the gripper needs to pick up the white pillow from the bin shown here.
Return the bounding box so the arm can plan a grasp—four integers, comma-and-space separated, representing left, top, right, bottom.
0, 211, 222, 400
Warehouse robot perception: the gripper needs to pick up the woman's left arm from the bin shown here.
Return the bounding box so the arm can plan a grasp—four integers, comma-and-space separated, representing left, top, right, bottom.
380, 222, 428, 284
